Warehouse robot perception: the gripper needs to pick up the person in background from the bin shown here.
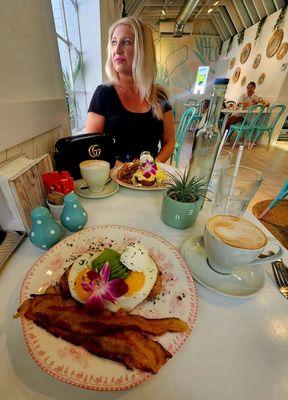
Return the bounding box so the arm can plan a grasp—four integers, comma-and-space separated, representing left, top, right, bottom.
225, 81, 259, 143
85, 16, 175, 163
196, 99, 210, 130
237, 81, 259, 109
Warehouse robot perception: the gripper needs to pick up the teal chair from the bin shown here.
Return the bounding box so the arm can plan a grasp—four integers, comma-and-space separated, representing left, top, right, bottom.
226, 104, 265, 149
170, 107, 196, 168
248, 104, 286, 149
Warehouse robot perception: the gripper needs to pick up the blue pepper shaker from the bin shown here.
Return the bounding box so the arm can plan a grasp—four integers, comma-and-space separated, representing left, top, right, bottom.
29, 206, 63, 250
60, 192, 88, 232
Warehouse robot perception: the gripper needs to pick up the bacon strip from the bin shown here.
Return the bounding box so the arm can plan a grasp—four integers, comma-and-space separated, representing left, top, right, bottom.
45, 326, 170, 374
16, 294, 188, 336
15, 293, 189, 373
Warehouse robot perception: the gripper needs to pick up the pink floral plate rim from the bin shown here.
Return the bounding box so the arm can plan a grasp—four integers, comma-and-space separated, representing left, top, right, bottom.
110, 162, 176, 191
20, 225, 198, 391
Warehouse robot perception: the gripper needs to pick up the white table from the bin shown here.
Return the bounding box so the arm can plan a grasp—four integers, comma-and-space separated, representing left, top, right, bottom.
1, 187, 288, 400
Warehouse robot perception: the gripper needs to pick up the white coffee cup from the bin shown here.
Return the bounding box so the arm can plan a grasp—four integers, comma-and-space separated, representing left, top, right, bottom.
79, 160, 110, 193
203, 215, 283, 274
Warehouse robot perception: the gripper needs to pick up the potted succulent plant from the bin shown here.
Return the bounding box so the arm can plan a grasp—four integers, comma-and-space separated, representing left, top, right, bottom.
161, 170, 209, 229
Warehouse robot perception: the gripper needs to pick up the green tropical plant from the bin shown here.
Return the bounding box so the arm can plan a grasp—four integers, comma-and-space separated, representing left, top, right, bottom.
166, 169, 209, 203
237, 30, 245, 45
254, 16, 267, 42
226, 36, 234, 55
62, 52, 83, 129
274, 5, 287, 31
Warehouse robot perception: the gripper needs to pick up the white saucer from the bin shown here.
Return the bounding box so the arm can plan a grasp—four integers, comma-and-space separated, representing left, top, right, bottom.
74, 179, 119, 199
181, 236, 265, 298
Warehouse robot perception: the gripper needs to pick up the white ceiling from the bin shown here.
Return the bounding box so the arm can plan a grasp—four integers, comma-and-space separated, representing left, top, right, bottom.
125, 0, 287, 39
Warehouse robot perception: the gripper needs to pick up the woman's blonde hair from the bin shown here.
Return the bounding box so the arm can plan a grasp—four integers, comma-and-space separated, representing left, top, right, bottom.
105, 16, 168, 120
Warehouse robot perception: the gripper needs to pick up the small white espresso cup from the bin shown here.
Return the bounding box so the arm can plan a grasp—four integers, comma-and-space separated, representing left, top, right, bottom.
203, 215, 283, 274
79, 160, 110, 193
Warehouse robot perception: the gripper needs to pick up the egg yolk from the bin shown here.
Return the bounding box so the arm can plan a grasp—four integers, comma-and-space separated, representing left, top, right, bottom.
124, 271, 145, 296
74, 267, 94, 302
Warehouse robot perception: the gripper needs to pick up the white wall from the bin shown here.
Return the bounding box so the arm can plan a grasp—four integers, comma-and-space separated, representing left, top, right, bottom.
155, 34, 220, 120
216, 9, 288, 142
0, 0, 69, 152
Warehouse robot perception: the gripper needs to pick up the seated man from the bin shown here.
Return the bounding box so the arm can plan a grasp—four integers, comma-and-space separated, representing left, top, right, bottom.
226, 81, 259, 143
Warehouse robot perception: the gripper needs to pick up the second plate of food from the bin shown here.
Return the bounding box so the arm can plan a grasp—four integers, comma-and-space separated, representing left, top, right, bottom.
110, 162, 178, 191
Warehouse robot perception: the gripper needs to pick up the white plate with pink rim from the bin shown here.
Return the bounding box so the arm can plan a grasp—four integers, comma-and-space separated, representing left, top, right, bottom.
20, 225, 198, 391
110, 162, 178, 191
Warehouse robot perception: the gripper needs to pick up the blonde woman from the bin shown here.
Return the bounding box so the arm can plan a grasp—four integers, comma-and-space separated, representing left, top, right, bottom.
85, 16, 175, 163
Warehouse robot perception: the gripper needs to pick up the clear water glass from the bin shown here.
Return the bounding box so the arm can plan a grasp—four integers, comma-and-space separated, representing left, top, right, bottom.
209, 149, 233, 198
212, 165, 264, 217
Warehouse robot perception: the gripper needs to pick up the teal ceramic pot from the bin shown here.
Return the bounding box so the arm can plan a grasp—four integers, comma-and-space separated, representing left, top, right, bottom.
29, 206, 63, 250
60, 192, 88, 232
161, 191, 201, 229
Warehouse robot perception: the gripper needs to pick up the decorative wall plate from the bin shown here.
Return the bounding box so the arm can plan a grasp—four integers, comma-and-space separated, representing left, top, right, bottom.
229, 57, 235, 69
240, 76, 246, 86
240, 43, 251, 64
253, 54, 261, 69
232, 67, 241, 83
258, 73, 265, 85
266, 29, 283, 58
276, 42, 288, 60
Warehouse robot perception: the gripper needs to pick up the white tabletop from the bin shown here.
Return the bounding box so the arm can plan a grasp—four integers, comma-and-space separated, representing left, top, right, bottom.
1, 186, 288, 400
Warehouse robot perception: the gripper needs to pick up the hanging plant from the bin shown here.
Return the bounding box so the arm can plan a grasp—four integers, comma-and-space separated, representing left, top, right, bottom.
254, 16, 267, 42
237, 30, 245, 46
217, 41, 223, 58
226, 36, 233, 56
274, 5, 288, 31
121, 0, 127, 17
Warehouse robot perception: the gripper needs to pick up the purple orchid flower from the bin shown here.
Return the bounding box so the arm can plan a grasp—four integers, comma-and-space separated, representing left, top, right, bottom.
81, 262, 128, 313
141, 160, 157, 179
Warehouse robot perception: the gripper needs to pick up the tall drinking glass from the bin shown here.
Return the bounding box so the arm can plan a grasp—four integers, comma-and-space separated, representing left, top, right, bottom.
209, 149, 233, 198
212, 165, 264, 217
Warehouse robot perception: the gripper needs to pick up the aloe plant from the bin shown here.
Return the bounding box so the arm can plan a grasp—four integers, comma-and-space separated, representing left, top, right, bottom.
166, 169, 209, 203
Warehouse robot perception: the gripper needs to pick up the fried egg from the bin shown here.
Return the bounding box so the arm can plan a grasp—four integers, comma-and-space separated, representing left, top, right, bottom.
68, 252, 95, 303
120, 243, 150, 272
106, 257, 158, 312
68, 248, 158, 312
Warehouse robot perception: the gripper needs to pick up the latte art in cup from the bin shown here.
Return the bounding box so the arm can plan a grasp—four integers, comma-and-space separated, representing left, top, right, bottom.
208, 215, 267, 250
203, 214, 283, 274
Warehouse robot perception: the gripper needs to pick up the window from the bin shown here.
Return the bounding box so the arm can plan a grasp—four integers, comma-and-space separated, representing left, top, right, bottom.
51, 0, 87, 133
194, 66, 209, 95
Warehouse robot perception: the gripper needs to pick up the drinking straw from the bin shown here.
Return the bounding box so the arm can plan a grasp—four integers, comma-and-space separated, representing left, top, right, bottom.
216, 129, 229, 159
224, 145, 244, 213
258, 179, 288, 219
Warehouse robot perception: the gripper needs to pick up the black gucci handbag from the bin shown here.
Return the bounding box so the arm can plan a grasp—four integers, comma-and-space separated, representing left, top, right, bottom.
54, 133, 116, 179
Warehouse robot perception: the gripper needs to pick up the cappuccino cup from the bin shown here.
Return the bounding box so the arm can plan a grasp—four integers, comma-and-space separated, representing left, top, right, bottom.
204, 215, 283, 274
79, 160, 110, 193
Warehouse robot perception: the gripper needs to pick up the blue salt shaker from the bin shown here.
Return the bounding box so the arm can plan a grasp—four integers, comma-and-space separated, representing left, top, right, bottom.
60, 192, 88, 232
29, 206, 63, 250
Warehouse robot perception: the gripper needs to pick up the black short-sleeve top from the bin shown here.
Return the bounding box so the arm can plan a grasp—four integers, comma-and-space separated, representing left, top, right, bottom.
88, 84, 172, 162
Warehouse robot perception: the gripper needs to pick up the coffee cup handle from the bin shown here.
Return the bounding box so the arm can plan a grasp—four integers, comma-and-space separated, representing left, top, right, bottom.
250, 241, 283, 266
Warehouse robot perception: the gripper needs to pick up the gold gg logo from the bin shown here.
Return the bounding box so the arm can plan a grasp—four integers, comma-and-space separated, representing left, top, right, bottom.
88, 144, 101, 158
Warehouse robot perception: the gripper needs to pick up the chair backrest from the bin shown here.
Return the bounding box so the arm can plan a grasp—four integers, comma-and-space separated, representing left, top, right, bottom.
266, 104, 286, 130
176, 107, 196, 143
242, 104, 265, 127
